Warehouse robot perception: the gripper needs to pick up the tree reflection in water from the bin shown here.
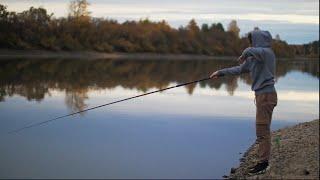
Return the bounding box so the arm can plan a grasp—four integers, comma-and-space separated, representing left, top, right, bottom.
65, 89, 88, 114
0, 58, 318, 113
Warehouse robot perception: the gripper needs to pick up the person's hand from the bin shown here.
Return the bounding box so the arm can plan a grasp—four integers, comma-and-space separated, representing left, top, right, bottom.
210, 71, 220, 79
237, 55, 245, 64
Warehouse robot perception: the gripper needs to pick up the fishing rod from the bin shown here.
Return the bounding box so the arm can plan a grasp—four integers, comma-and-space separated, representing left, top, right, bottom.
9, 76, 218, 134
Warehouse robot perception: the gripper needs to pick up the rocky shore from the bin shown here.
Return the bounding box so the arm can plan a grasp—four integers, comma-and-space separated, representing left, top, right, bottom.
228, 119, 319, 179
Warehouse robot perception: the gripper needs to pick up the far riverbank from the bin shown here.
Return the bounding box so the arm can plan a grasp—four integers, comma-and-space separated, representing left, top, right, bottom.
0, 49, 317, 61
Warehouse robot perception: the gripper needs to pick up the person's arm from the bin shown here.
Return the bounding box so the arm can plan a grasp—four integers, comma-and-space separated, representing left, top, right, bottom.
210, 59, 251, 78
238, 47, 263, 64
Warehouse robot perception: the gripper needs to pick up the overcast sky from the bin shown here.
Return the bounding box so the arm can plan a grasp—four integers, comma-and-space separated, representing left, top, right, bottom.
2, 0, 319, 44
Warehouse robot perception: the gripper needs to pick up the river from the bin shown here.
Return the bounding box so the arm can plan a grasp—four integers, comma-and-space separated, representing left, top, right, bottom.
0, 58, 318, 178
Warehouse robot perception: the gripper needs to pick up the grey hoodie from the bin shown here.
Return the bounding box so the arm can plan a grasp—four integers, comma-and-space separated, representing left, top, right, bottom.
218, 30, 276, 95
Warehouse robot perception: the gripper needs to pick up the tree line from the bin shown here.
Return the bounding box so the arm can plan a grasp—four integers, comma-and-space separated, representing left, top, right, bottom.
0, 2, 318, 58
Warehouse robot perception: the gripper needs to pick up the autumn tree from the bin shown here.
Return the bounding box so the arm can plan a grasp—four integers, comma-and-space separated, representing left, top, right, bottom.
227, 20, 240, 37
68, 0, 90, 18
0, 4, 9, 20
187, 19, 200, 33
0, 3, 312, 57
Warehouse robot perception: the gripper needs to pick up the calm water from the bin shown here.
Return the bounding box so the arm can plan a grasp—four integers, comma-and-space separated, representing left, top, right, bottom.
0, 58, 318, 178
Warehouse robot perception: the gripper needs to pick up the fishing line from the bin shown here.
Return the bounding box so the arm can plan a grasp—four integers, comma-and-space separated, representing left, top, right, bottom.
9, 76, 217, 134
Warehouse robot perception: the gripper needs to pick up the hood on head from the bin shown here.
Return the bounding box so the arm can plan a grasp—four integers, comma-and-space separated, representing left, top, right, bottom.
250, 30, 272, 47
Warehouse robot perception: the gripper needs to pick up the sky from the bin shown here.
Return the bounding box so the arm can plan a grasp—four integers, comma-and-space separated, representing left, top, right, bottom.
1, 0, 319, 44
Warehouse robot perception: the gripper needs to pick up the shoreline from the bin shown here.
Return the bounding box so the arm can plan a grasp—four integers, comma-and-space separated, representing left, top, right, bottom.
0, 49, 317, 61
0, 49, 236, 60
227, 119, 319, 179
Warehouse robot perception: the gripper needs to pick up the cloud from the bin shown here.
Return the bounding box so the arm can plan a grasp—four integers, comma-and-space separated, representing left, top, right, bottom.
3, 0, 319, 17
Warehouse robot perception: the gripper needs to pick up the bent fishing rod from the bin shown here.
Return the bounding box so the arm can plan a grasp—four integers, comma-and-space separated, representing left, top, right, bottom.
9, 76, 220, 134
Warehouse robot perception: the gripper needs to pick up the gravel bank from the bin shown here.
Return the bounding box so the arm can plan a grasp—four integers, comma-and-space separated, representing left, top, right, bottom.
228, 119, 319, 179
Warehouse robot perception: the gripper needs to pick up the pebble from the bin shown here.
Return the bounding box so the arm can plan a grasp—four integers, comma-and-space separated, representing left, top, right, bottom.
222, 175, 228, 178
230, 167, 236, 174
303, 169, 310, 175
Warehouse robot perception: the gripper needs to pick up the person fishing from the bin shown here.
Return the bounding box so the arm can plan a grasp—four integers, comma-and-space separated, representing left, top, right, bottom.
9, 29, 277, 175
210, 29, 278, 175
8, 28, 276, 175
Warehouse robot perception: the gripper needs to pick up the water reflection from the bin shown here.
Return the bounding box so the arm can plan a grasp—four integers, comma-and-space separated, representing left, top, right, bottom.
65, 90, 88, 113
0, 58, 318, 113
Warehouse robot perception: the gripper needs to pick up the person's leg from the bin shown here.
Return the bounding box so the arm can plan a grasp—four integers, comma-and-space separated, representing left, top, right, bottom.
255, 92, 277, 162
250, 92, 277, 174
256, 124, 271, 162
